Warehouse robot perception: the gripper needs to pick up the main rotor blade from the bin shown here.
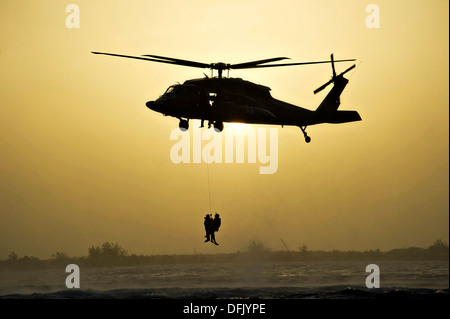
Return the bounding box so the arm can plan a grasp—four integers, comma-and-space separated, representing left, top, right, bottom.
143, 55, 290, 70
231, 57, 290, 69
238, 59, 356, 69
142, 54, 210, 69
91, 52, 210, 69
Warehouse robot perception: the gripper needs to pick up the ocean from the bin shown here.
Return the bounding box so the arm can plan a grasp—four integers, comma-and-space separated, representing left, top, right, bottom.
1, 260, 448, 299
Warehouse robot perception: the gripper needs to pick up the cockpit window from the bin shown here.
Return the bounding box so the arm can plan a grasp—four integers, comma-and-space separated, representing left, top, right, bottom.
165, 85, 182, 95
165, 86, 175, 94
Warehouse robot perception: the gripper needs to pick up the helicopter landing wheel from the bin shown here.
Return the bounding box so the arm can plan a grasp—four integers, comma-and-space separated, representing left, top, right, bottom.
213, 121, 224, 132
179, 119, 189, 131
300, 126, 311, 143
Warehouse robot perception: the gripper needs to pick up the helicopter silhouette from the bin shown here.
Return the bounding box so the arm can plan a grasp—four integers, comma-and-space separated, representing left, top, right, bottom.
91, 52, 361, 143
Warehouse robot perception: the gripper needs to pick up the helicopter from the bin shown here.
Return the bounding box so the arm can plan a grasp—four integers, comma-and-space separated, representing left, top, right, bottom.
91, 52, 361, 143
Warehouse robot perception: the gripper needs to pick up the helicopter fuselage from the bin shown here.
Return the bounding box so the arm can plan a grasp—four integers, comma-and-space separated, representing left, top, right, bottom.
146, 76, 358, 130
147, 78, 316, 126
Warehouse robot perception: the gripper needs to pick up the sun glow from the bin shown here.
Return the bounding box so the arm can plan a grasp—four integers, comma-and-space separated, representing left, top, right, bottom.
226, 122, 248, 131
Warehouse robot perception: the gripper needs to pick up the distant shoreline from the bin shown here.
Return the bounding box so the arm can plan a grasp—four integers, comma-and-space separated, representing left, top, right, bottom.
1, 240, 448, 270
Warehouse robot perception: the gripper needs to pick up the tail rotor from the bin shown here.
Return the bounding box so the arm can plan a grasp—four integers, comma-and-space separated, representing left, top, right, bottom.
314, 54, 356, 95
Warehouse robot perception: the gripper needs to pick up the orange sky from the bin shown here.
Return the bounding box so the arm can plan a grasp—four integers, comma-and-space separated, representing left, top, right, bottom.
0, 0, 448, 258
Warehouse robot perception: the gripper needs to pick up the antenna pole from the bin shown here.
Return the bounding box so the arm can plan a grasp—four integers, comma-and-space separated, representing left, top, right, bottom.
280, 239, 289, 251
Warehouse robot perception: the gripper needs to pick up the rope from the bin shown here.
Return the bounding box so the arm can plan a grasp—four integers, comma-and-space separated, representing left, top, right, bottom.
206, 161, 212, 214
205, 135, 212, 214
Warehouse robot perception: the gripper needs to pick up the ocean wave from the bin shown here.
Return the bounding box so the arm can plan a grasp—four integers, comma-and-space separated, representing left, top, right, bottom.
1, 286, 448, 299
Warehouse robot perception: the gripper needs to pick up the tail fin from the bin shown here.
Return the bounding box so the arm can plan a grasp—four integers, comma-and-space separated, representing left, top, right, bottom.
314, 75, 361, 123
311, 54, 361, 124
315, 75, 348, 113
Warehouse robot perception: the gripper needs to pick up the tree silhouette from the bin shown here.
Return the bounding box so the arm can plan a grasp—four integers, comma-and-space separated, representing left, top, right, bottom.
247, 240, 270, 254
87, 241, 128, 266
7, 251, 18, 262
428, 239, 449, 256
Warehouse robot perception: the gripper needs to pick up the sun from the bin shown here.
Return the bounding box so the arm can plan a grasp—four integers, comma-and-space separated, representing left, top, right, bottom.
226, 122, 248, 131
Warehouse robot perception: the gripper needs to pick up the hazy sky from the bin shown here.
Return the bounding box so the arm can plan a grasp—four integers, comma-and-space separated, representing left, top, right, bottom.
0, 0, 448, 259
